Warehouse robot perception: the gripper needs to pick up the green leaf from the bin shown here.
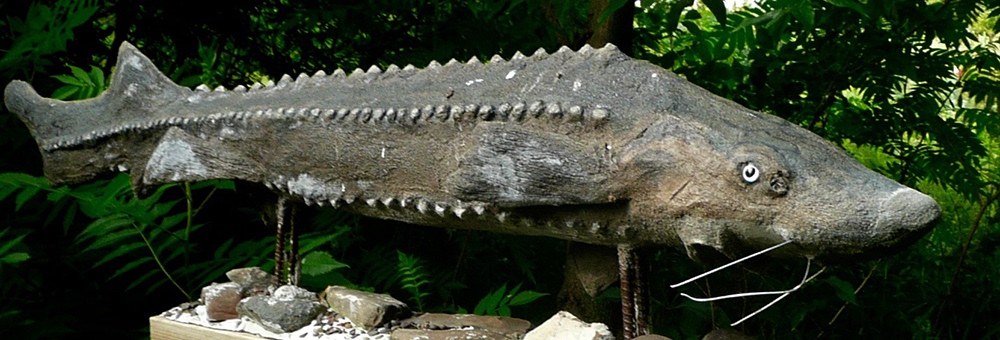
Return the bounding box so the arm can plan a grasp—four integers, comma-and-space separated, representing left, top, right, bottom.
52, 74, 86, 86
159, 212, 187, 230
301, 251, 350, 276
701, 0, 727, 27
825, 0, 869, 18
1, 252, 30, 264
665, 0, 696, 34
789, 1, 814, 31
51, 86, 79, 100
14, 186, 40, 211
825, 276, 857, 304
0, 232, 28, 256
508, 290, 548, 306
81, 229, 138, 253
93, 241, 145, 268
69, 65, 93, 86
109, 257, 153, 280
89, 65, 105, 88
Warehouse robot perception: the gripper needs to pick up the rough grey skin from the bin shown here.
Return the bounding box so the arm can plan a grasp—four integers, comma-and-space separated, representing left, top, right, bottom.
3, 42, 940, 262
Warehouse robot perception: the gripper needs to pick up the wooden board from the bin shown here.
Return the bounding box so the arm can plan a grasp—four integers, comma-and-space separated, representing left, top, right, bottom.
150, 316, 263, 340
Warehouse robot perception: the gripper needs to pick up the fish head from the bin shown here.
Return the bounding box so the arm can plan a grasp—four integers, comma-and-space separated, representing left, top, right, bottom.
623, 103, 940, 263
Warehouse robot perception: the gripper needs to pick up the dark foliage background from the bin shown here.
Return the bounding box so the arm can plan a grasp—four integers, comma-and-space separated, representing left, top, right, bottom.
1, 0, 998, 339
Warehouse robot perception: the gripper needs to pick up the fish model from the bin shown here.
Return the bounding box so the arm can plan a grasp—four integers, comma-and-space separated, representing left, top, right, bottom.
4, 42, 940, 336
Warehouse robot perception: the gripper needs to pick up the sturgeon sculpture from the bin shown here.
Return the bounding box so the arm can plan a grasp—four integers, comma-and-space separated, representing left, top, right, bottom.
5, 42, 940, 335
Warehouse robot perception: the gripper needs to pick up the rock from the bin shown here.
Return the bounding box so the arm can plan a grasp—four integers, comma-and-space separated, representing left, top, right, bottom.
636, 335, 673, 340
401, 313, 531, 336
323, 286, 411, 331
702, 328, 755, 340
524, 311, 614, 340
236, 291, 325, 333
200, 282, 242, 321
273, 284, 317, 301
390, 329, 512, 340
226, 267, 274, 295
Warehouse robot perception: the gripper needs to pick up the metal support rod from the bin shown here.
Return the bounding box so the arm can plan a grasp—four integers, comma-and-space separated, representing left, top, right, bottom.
287, 202, 299, 286
274, 198, 287, 285
618, 244, 636, 339
618, 244, 649, 339
634, 248, 649, 336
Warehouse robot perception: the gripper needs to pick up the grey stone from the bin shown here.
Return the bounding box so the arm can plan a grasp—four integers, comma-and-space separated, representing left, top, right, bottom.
524, 311, 613, 340
323, 286, 411, 331
401, 313, 531, 336
237, 295, 325, 333
200, 282, 242, 321
226, 267, 273, 295
273, 284, 317, 301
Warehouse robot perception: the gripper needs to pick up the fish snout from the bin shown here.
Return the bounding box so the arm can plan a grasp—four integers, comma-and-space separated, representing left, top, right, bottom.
875, 188, 941, 235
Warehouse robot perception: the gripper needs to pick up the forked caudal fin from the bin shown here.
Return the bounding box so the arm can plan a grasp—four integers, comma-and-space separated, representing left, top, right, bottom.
4, 42, 186, 151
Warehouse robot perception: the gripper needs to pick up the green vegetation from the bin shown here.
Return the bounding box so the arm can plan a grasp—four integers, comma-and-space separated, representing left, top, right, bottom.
0, 0, 997, 338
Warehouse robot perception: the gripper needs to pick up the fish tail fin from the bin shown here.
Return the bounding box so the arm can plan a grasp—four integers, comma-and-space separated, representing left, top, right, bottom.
4, 41, 185, 151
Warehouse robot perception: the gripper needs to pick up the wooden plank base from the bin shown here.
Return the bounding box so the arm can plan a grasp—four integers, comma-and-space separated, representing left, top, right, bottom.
150, 316, 262, 340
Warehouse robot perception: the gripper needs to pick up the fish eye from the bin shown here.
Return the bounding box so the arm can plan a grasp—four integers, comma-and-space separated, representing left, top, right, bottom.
742, 163, 760, 183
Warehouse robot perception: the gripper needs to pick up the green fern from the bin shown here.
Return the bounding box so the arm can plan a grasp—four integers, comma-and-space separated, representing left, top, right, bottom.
0, 172, 241, 300
51, 64, 108, 100
397, 250, 432, 311
0, 229, 30, 265
472, 283, 547, 317
0, 0, 99, 78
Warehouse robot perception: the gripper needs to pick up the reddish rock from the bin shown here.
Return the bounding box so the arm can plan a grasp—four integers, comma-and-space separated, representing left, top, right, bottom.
200, 282, 242, 321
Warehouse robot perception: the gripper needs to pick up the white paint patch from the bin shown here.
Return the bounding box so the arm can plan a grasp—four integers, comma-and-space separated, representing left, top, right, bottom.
505, 70, 517, 79
219, 126, 236, 139
651, 73, 658, 78
572, 79, 582, 91
380, 147, 386, 158
127, 55, 144, 71
522, 72, 545, 93
464, 78, 484, 86
145, 139, 208, 182
286, 174, 343, 200
883, 187, 910, 202
125, 83, 139, 97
